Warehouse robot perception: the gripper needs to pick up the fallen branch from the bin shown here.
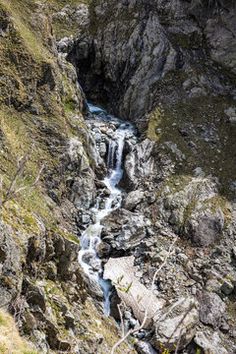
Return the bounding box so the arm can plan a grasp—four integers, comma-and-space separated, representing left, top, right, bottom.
110, 236, 178, 354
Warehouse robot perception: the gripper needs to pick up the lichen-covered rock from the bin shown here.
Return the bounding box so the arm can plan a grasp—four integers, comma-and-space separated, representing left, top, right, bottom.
194, 331, 228, 354
198, 292, 226, 328
152, 297, 199, 352
101, 208, 147, 251
185, 207, 224, 246
69, 0, 236, 123
123, 190, 145, 211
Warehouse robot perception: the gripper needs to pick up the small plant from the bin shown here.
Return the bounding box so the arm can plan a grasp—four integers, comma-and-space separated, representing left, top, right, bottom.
160, 343, 171, 354
113, 276, 133, 293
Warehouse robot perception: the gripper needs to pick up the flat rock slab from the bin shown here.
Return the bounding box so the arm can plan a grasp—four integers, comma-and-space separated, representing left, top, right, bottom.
103, 256, 165, 327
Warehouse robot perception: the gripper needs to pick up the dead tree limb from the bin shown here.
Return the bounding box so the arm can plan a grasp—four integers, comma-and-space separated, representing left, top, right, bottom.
110, 236, 178, 354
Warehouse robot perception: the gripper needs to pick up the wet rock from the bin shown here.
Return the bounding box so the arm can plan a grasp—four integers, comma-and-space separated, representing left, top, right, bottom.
124, 139, 155, 188
81, 213, 91, 224
96, 242, 111, 258
98, 141, 107, 157
221, 279, 234, 295
134, 340, 157, 354
198, 291, 226, 328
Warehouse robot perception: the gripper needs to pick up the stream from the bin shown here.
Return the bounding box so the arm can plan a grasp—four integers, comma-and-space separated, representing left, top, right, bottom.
78, 103, 136, 315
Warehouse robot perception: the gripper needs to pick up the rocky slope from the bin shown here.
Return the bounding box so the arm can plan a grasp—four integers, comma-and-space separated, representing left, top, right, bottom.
0, 0, 134, 353
1, 0, 236, 354
67, 0, 236, 353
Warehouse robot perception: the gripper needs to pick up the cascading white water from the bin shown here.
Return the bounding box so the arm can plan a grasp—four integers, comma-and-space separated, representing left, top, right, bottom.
78, 104, 135, 315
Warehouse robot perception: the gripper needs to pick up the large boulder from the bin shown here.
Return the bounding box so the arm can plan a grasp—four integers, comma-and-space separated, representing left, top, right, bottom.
152, 297, 199, 352
123, 190, 145, 211
124, 139, 156, 188
185, 207, 224, 246
156, 176, 225, 246
101, 209, 147, 251
198, 291, 226, 328
194, 331, 228, 354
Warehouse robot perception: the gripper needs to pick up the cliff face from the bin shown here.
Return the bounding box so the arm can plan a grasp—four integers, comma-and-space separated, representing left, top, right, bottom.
0, 1, 133, 353
68, 1, 236, 353
1, 0, 236, 353
69, 0, 236, 123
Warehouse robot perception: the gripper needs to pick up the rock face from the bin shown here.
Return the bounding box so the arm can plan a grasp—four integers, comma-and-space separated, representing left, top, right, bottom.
1, 0, 236, 353
69, 0, 236, 123
0, 1, 134, 353
198, 292, 226, 329
104, 257, 199, 352
152, 297, 199, 352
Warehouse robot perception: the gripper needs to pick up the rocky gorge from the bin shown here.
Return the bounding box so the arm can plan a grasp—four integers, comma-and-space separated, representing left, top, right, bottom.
0, 0, 236, 353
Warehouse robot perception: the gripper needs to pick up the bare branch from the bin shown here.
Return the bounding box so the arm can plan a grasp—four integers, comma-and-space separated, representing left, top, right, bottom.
110, 236, 178, 354
118, 303, 125, 338
9, 164, 45, 199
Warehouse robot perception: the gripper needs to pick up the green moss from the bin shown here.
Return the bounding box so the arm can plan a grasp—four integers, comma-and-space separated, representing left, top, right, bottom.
147, 95, 236, 201
52, 226, 80, 245
147, 105, 164, 141
64, 100, 77, 113
0, 313, 7, 326
0, 0, 52, 62
47, 0, 91, 39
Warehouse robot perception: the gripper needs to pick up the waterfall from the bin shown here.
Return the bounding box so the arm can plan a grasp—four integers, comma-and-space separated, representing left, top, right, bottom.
78, 104, 135, 316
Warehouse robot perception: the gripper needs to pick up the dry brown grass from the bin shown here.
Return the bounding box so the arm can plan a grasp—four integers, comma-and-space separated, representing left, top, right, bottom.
0, 310, 37, 354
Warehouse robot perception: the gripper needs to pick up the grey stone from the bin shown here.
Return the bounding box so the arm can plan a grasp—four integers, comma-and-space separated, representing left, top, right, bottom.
152, 297, 199, 352
224, 107, 236, 124
96, 242, 111, 258
123, 190, 144, 211
198, 292, 226, 328
134, 340, 157, 354
194, 331, 228, 354
186, 207, 224, 247
221, 279, 234, 295
101, 209, 147, 251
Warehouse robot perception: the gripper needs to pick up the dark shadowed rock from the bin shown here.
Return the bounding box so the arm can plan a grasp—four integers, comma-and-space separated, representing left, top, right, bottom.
198, 291, 226, 328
